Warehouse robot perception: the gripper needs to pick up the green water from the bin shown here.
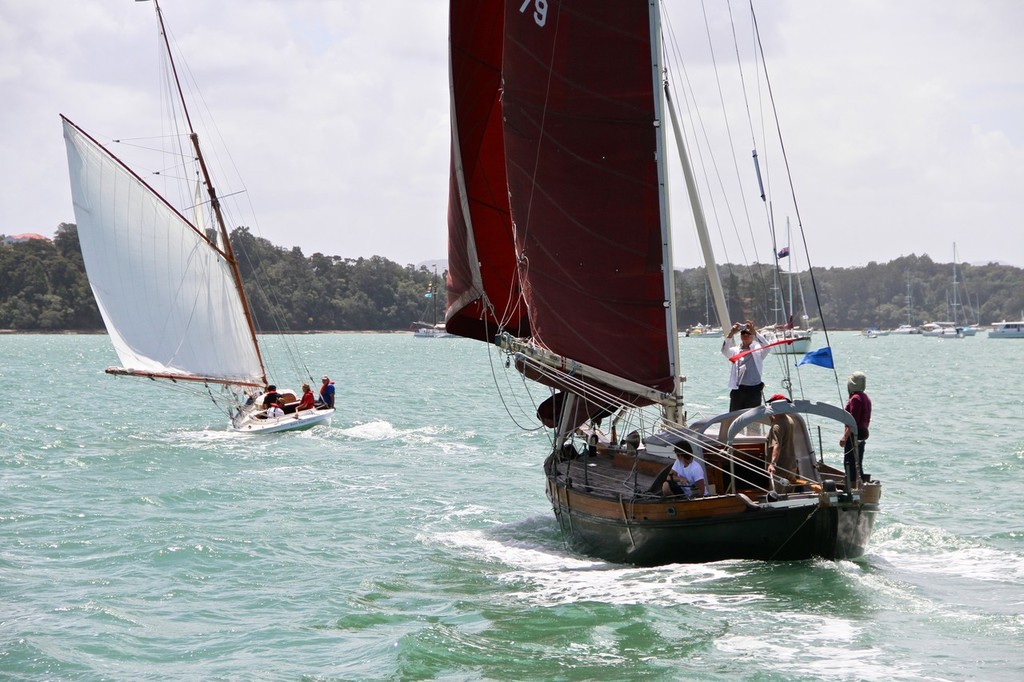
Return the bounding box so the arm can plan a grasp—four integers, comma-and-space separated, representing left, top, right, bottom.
1, 332, 1022, 680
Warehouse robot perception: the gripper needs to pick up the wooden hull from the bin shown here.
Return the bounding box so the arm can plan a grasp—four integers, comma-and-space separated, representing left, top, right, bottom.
545, 474, 880, 566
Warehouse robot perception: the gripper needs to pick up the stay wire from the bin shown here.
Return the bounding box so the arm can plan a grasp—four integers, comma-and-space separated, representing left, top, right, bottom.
748, 1, 843, 401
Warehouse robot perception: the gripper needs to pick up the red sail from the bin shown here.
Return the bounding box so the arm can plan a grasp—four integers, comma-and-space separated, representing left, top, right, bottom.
502, 1, 672, 392
446, 0, 530, 341
446, 0, 672, 394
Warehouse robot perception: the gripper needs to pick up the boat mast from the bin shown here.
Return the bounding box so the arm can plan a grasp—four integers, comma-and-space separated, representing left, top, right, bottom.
432, 266, 439, 326
952, 242, 960, 327
649, 0, 682, 422
786, 218, 794, 325
663, 89, 731, 337
905, 272, 913, 325
150, 0, 267, 387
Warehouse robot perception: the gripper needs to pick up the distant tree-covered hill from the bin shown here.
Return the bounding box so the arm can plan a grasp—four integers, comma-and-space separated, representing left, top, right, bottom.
2, 224, 1022, 332
1, 224, 441, 332
673, 255, 1024, 331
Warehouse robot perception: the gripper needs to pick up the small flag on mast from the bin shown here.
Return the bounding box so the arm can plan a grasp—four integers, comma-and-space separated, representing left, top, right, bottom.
797, 346, 834, 369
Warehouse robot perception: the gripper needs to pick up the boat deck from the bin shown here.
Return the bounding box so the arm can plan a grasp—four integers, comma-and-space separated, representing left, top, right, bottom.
554, 433, 850, 505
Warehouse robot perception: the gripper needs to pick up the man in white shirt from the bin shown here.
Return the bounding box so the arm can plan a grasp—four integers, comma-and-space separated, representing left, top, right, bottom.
721, 319, 771, 411
662, 442, 707, 499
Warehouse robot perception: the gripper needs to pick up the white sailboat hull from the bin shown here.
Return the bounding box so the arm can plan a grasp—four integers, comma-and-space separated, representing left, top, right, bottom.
761, 328, 813, 354
413, 324, 453, 338
232, 407, 335, 433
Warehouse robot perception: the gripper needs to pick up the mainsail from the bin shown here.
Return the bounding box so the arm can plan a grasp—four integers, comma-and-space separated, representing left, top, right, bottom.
62, 117, 265, 387
447, 0, 676, 396
442, 0, 882, 568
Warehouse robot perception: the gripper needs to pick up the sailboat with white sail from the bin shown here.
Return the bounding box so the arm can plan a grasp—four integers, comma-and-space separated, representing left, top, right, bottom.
760, 221, 813, 354
923, 244, 973, 339
890, 273, 920, 334
412, 266, 453, 338
684, 279, 723, 337
953, 244, 980, 336
60, 0, 334, 434
445, 0, 879, 565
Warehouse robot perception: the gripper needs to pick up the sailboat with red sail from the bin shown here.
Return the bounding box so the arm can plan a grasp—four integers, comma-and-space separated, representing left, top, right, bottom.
445, 0, 880, 565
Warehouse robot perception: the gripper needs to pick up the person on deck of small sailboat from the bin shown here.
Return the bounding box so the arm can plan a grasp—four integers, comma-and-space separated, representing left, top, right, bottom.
317, 376, 335, 409
262, 385, 282, 409
297, 384, 315, 412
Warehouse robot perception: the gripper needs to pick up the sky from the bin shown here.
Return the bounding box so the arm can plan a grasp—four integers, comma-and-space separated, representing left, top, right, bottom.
2, 0, 1022, 270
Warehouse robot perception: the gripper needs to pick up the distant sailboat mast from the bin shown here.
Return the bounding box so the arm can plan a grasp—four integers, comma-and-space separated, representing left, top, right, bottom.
905, 272, 914, 325
951, 242, 961, 328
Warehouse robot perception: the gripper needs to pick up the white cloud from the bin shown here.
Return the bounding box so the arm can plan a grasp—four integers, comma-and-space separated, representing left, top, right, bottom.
2, 0, 1022, 268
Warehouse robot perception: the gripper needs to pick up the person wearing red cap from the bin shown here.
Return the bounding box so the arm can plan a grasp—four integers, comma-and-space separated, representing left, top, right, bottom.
766, 394, 797, 482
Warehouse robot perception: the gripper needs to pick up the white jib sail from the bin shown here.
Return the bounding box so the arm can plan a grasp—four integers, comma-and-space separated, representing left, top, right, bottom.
62, 118, 264, 385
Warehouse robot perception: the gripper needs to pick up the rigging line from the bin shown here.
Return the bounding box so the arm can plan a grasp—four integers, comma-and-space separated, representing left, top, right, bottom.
710, 0, 775, 328
661, 4, 756, 312
732, 0, 775, 227
484, 315, 546, 433
498, 258, 526, 332
503, 343, 735, 449
111, 141, 192, 159
768, 505, 818, 561
154, 12, 198, 217
515, 355, 774, 484
727, 0, 759, 158
662, 13, 743, 267
700, 0, 760, 267
157, 9, 307, 380
749, 2, 841, 399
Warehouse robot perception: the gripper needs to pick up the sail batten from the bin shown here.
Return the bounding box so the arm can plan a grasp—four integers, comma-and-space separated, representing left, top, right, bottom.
62, 116, 265, 386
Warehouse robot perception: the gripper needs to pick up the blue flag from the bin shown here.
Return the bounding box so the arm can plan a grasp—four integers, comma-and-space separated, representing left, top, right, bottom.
797, 346, 834, 369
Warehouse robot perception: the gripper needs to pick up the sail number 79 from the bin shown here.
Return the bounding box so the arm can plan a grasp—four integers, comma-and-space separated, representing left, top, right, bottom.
519, 0, 548, 27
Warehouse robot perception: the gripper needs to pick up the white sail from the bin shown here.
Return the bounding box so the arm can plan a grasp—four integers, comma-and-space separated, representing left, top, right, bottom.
62, 118, 264, 386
